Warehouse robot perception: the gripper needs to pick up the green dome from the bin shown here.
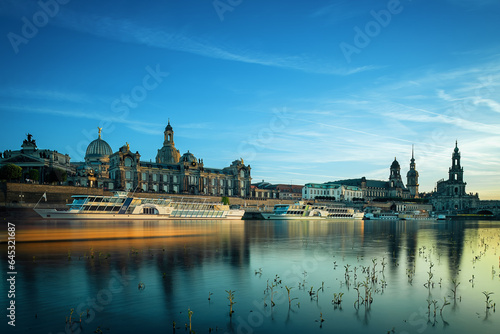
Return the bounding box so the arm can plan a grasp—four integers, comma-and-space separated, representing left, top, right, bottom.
181, 151, 197, 163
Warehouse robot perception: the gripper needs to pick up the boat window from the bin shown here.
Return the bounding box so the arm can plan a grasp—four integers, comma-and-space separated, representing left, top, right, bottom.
143, 207, 158, 215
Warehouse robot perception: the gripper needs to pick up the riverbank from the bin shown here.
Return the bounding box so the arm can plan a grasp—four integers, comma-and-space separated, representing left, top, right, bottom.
0, 181, 292, 208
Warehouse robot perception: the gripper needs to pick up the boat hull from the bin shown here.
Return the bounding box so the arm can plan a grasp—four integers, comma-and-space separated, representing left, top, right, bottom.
34, 209, 245, 220
261, 213, 325, 220
261, 213, 365, 220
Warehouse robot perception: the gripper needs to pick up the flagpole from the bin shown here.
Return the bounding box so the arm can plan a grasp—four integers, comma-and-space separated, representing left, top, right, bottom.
34, 191, 47, 209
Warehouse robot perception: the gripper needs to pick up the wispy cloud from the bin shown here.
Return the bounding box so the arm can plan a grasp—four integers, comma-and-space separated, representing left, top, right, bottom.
52, 11, 376, 76
383, 103, 500, 135
0, 104, 162, 130
473, 98, 500, 114
0, 88, 92, 104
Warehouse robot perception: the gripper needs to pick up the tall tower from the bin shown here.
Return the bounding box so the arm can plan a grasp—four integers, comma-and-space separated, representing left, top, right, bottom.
447, 141, 466, 196
163, 120, 174, 146
449, 141, 463, 182
156, 120, 181, 164
406, 145, 419, 198
389, 157, 404, 188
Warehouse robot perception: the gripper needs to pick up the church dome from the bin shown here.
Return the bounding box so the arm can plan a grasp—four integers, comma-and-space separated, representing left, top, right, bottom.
181, 151, 197, 163
391, 158, 400, 169
165, 120, 173, 132
407, 169, 418, 177
86, 138, 112, 158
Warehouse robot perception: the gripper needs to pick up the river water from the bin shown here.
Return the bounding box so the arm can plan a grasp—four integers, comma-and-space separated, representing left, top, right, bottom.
1, 216, 499, 334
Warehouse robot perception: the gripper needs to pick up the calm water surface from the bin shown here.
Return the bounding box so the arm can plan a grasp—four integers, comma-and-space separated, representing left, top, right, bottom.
1, 216, 499, 334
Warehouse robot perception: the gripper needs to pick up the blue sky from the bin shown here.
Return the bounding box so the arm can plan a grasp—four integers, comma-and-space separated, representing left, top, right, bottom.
1, 0, 500, 199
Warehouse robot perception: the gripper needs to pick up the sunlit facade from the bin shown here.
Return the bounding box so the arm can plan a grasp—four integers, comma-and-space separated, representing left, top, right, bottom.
74, 122, 252, 197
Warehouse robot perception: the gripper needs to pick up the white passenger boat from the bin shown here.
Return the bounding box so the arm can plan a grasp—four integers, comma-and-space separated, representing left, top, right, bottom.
364, 212, 400, 220
34, 192, 245, 220
261, 202, 364, 220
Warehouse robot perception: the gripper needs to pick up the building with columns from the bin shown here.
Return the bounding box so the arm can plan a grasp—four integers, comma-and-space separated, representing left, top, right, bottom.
104, 121, 252, 197
0, 133, 73, 184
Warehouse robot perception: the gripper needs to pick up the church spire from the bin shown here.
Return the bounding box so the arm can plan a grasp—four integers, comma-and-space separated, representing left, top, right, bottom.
407, 145, 419, 198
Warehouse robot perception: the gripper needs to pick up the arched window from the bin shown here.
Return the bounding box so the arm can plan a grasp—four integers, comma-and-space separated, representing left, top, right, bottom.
125, 157, 132, 167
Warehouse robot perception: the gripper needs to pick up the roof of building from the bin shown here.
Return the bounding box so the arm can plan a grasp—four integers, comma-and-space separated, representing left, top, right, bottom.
252, 181, 277, 190
332, 178, 390, 189
305, 182, 362, 191
391, 158, 400, 169
86, 137, 112, 158
275, 184, 304, 193
165, 120, 173, 132
181, 151, 196, 163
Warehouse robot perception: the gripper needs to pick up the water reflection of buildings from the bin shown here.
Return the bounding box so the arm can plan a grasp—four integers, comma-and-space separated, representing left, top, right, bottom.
8, 218, 495, 334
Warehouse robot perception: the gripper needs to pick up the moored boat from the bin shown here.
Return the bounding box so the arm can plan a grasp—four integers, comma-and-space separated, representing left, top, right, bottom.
34, 192, 245, 220
261, 202, 364, 220
364, 212, 399, 220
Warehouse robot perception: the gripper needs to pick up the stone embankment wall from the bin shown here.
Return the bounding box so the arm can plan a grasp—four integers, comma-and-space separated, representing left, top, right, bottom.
0, 182, 292, 209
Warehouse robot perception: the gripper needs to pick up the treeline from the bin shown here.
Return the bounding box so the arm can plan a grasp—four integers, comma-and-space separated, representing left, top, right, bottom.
0, 163, 67, 183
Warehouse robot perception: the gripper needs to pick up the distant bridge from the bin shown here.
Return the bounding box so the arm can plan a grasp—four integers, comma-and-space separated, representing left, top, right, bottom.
472, 201, 500, 216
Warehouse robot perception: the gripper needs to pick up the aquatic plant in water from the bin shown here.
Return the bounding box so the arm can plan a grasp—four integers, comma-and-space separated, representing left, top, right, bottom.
188, 308, 193, 333
482, 291, 495, 311
285, 285, 297, 307
226, 290, 236, 316
332, 292, 344, 307
451, 279, 460, 301
440, 297, 450, 316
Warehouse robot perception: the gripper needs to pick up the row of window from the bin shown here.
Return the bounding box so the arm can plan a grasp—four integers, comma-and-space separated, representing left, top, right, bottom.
114, 171, 246, 187
171, 210, 225, 218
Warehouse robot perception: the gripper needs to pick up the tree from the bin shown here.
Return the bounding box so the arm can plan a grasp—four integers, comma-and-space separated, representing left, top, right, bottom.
46, 167, 67, 184
222, 196, 230, 205
0, 164, 22, 182
28, 169, 39, 182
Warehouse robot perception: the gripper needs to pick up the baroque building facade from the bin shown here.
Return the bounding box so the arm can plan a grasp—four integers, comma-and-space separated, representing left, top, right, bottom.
430, 142, 479, 211
0, 134, 73, 184
71, 128, 113, 188
330, 152, 416, 201
78, 122, 252, 197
